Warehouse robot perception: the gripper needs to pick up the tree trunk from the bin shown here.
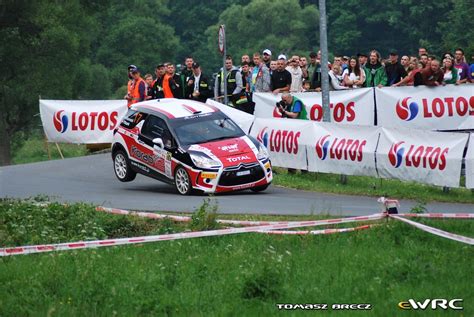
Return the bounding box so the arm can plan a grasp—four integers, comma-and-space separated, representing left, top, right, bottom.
0, 127, 12, 166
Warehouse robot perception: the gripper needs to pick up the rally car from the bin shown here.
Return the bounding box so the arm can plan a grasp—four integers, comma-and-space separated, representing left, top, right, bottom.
112, 98, 272, 195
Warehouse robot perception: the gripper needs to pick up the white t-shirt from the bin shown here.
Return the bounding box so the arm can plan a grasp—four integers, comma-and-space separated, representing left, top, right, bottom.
286, 66, 303, 92
193, 73, 201, 91
342, 68, 362, 88
443, 70, 453, 82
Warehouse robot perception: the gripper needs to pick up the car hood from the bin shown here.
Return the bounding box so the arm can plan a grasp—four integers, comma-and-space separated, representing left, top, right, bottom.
187, 136, 259, 167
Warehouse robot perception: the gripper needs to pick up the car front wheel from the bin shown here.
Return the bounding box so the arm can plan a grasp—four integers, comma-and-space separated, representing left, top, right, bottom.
174, 166, 193, 195
113, 150, 136, 182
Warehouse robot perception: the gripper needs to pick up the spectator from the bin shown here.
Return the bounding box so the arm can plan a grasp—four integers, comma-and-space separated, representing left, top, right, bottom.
250, 53, 271, 92
400, 55, 410, 72
271, 59, 292, 94
453, 48, 471, 84
275, 92, 307, 120
333, 55, 343, 68
286, 56, 303, 92
186, 62, 213, 102
342, 56, 349, 71
364, 50, 387, 88
124, 66, 146, 107
240, 61, 250, 91
308, 51, 322, 91
299, 56, 309, 80
470, 54, 474, 83
385, 50, 407, 86
241, 54, 250, 65
357, 53, 368, 68
442, 57, 458, 85
329, 65, 349, 90
278, 54, 287, 63
269, 60, 277, 74
307, 52, 318, 82
162, 63, 182, 98
343, 56, 366, 88
420, 59, 444, 86
151, 64, 166, 99
144, 74, 154, 100
393, 59, 421, 87
419, 54, 429, 68
214, 56, 244, 105
418, 47, 428, 57
263, 49, 272, 69
179, 56, 194, 97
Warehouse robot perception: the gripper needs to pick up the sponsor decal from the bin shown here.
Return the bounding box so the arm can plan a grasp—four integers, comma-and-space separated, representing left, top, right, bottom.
53, 110, 69, 133
398, 299, 463, 310
218, 144, 239, 152
131, 145, 156, 165
388, 141, 448, 170
257, 127, 301, 154
226, 155, 251, 163
201, 172, 217, 179
53, 110, 118, 132
396, 96, 474, 120
315, 134, 366, 162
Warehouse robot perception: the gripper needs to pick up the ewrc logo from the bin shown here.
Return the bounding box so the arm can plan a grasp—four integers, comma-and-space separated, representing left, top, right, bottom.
53, 110, 69, 133
388, 141, 448, 170
256, 127, 269, 147
396, 97, 419, 121
315, 134, 366, 162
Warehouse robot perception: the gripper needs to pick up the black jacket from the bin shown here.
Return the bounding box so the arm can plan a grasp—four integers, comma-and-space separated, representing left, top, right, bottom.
186, 73, 213, 102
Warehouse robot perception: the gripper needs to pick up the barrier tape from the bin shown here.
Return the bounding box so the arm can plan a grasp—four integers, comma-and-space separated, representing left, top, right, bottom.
398, 213, 474, 219
258, 224, 375, 235
0, 213, 384, 256
390, 215, 474, 245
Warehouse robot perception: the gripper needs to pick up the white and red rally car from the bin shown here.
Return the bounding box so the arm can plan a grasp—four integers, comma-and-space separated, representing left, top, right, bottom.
112, 98, 272, 195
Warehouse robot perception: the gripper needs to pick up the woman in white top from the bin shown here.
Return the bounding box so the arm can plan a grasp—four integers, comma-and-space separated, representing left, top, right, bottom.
343, 57, 365, 88
285, 56, 303, 92
329, 65, 348, 90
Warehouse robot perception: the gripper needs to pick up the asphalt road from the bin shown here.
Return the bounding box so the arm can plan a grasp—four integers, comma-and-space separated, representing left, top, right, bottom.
1, 154, 473, 216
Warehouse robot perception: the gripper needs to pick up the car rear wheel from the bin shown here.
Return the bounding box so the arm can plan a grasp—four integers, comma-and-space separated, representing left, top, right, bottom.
113, 150, 136, 182
250, 184, 269, 193
174, 166, 193, 195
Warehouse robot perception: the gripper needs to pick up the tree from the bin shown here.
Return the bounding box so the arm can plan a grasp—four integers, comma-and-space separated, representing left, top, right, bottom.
438, 0, 474, 55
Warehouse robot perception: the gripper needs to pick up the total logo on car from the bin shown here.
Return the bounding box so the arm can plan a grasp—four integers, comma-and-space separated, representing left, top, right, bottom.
112, 98, 272, 195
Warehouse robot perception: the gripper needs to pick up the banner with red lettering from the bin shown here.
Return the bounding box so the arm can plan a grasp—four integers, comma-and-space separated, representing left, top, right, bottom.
40, 100, 128, 143
249, 118, 313, 169
466, 134, 474, 189
253, 88, 374, 125
376, 85, 474, 130
307, 123, 380, 177
376, 127, 469, 187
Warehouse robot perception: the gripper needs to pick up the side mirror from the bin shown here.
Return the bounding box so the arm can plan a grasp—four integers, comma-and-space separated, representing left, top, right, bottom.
152, 137, 164, 149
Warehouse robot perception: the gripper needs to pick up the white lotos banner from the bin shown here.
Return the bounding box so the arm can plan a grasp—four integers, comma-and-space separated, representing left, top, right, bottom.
205, 99, 254, 133
376, 127, 469, 187
253, 88, 374, 125
40, 100, 128, 143
249, 118, 313, 170
307, 123, 380, 177
466, 134, 474, 189
376, 85, 474, 130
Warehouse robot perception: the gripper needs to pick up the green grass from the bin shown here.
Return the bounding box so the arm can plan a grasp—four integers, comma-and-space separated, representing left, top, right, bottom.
12, 134, 88, 165
273, 168, 474, 204
1, 199, 473, 316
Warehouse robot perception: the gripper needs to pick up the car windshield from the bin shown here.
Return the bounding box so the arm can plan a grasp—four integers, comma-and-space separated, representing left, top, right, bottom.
170, 112, 245, 146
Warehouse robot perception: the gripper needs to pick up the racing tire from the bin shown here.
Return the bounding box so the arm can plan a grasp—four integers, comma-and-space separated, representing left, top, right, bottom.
113, 150, 136, 182
250, 184, 270, 193
174, 166, 193, 195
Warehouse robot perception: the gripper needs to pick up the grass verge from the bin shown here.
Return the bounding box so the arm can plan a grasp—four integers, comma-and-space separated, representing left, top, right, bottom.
273, 168, 474, 204
1, 199, 473, 316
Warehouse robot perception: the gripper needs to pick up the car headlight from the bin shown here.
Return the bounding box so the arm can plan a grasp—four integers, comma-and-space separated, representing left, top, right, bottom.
190, 153, 221, 169
257, 144, 269, 160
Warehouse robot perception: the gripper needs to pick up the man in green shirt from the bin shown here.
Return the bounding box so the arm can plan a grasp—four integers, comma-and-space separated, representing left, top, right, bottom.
364, 50, 387, 88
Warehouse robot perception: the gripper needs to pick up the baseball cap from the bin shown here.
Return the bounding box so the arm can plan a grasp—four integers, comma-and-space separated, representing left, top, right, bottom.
263, 49, 272, 56
278, 54, 287, 60
356, 53, 367, 58
129, 66, 139, 73
389, 49, 398, 55
192, 62, 200, 69
128, 64, 137, 71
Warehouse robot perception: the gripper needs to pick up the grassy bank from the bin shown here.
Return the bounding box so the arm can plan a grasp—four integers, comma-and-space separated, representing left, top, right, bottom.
273, 168, 474, 204
1, 200, 473, 316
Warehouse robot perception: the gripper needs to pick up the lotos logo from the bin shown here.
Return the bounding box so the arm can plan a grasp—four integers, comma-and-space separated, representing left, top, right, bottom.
396, 97, 419, 121
256, 127, 269, 147
53, 110, 69, 133
388, 141, 405, 168
315, 135, 330, 160
388, 141, 449, 170
315, 134, 366, 162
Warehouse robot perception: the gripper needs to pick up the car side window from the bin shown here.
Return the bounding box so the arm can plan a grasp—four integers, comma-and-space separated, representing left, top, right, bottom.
120, 109, 147, 129
141, 115, 173, 148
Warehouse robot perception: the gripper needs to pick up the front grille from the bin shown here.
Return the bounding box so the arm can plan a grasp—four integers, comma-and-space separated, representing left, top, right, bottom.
218, 164, 265, 186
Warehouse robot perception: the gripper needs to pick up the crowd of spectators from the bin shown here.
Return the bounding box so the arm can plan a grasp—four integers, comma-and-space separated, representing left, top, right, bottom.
124, 47, 474, 112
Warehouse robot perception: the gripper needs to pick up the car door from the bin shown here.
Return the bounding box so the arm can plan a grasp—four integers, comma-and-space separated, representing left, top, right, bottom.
138, 115, 174, 179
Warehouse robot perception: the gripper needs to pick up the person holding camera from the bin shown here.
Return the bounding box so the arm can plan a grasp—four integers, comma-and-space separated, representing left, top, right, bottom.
275, 93, 308, 120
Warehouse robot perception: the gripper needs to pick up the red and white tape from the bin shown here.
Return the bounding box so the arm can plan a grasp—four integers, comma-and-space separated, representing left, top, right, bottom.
259, 224, 375, 235
0, 213, 384, 256
390, 215, 474, 245
397, 213, 474, 219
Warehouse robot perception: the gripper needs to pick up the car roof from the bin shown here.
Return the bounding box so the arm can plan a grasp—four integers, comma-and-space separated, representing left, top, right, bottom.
132, 98, 220, 120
